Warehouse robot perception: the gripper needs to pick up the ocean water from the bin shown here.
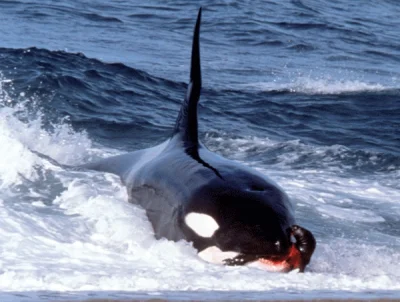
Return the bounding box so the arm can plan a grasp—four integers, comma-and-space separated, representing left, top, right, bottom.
0, 0, 399, 301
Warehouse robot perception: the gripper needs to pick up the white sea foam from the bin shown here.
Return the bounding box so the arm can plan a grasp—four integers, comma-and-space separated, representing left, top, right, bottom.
244, 77, 388, 94
316, 205, 385, 223
0, 85, 400, 297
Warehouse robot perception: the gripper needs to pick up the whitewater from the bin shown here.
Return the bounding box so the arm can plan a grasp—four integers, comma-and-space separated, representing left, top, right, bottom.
1, 76, 399, 300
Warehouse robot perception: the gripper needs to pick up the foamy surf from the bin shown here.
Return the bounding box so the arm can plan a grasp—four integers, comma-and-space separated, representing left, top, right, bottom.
243, 78, 388, 94
0, 90, 399, 296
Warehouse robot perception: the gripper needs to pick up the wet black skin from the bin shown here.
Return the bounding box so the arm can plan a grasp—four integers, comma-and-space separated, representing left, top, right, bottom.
125, 135, 296, 260
84, 8, 316, 270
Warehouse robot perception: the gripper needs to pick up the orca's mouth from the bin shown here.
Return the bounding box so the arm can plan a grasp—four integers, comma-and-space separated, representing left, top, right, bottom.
258, 243, 303, 272
223, 244, 300, 272
223, 225, 316, 273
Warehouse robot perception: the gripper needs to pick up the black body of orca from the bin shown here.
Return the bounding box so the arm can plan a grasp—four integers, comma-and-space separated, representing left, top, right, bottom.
84, 8, 316, 272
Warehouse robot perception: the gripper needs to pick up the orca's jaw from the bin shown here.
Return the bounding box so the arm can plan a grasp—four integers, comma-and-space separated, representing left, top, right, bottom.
218, 225, 316, 273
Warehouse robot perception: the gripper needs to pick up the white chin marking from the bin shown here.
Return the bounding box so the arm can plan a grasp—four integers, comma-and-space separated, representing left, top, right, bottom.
184, 212, 219, 238
198, 246, 239, 264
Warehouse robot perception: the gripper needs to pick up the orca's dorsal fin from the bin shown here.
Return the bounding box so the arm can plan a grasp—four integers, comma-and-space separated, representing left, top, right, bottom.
173, 8, 222, 179
174, 7, 202, 147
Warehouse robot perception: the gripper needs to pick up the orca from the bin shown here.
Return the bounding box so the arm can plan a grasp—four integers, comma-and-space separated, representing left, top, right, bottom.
84, 8, 316, 272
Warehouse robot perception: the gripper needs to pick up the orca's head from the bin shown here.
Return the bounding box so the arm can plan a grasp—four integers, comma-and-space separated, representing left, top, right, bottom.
180, 175, 315, 272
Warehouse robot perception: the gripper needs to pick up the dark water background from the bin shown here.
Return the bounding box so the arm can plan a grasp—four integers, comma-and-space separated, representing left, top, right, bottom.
0, 0, 399, 301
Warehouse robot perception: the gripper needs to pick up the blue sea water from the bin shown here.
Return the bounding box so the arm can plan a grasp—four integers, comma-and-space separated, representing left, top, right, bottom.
0, 0, 399, 301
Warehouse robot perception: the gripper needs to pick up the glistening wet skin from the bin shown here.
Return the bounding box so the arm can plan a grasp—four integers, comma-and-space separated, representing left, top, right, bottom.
82, 8, 317, 273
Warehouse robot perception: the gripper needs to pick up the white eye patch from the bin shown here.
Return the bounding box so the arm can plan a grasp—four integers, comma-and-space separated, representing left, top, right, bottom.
198, 246, 239, 264
184, 212, 219, 238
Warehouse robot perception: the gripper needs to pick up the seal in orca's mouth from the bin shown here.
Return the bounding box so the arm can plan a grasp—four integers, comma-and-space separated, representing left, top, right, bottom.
222, 225, 316, 272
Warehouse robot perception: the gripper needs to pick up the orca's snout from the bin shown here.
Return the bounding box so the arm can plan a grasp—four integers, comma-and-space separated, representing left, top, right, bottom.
224, 226, 316, 273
